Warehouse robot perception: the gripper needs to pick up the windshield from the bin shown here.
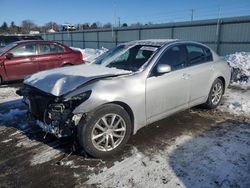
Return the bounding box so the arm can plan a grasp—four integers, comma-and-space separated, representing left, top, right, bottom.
93, 44, 159, 72
0, 43, 17, 55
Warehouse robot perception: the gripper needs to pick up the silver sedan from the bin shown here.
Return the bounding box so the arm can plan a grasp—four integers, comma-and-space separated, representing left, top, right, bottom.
18, 39, 231, 158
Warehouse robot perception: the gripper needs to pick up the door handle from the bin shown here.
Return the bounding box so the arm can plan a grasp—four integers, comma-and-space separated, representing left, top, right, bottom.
210, 65, 215, 71
182, 73, 190, 80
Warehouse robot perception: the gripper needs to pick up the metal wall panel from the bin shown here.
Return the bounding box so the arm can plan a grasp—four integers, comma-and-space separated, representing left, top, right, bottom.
117, 30, 139, 42
72, 32, 83, 41
41, 16, 250, 55
63, 33, 71, 41
85, 32, 98, 42
72, 41, 84, 48
220, 44, 250, 55
47, 34, 54, 40
221, 23, 250, 42
141, 28, 172, 39
99, 42, 116, 49
63, 41, 72, 47
174, 25, 217, 42
85, 42, 98, 49
54, 33, 62, 41
99, 31, 113, 42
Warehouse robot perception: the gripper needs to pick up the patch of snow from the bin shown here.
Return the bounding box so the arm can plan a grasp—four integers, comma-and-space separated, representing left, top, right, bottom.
0, 109, 26, 122
0, 86, 20, 103
70, 47, 108, 63
74, 172, 80, 178
9, 130, 21, 137
30, 141, 64, 166
86, 123, 250, 187
226, 52, 250, 89
219, 88, 250, 116
1, 138, 12, 143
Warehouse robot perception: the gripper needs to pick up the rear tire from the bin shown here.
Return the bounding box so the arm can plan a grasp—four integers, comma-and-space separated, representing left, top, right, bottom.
204, 78, 224, 109
77, 104, 132, 158
62, 63, 72, 67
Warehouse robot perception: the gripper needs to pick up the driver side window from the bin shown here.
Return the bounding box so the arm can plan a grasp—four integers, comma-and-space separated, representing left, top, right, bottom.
156, 44, 187, 71
11, 44, 36, 57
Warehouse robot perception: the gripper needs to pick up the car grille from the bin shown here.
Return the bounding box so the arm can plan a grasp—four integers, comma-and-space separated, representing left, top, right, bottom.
28, 96, 51, 121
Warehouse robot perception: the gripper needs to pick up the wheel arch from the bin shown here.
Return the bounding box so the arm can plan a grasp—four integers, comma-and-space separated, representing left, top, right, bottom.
105, 101, 135, 135
217, 76, 226, 94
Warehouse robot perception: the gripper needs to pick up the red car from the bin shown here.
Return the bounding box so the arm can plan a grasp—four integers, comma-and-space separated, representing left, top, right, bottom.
0, 40, 83, 84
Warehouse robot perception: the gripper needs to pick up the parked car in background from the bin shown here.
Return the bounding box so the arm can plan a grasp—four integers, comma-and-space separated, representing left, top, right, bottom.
0, 35, 43, 48
0, 40, 83, 84
17, 39, 231, 158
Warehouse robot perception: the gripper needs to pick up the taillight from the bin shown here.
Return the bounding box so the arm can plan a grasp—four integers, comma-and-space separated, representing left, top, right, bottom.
79, 52, 83, 61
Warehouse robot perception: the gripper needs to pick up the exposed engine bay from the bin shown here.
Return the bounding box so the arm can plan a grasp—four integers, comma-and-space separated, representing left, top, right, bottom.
17, 85, 89, 138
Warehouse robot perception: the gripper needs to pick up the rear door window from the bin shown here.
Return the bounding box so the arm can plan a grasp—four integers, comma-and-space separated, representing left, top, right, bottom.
186, 44, 213, 66
39, 44, 65, 55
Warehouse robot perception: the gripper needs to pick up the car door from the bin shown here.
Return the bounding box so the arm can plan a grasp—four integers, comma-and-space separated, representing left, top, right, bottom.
4, 43, 39, 80
36, 43, 62, 71
146, 44, 190, 124
184, 43, 214, 106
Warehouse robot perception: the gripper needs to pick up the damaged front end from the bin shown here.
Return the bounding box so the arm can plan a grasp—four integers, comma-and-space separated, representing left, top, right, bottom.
17, 85, 91, 138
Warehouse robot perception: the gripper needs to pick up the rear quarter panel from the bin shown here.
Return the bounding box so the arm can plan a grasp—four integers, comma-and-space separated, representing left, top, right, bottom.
61, 51, 83, 66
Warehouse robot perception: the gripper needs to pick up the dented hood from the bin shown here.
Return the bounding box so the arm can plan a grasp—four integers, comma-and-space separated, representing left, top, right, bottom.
24, 64, 131, 96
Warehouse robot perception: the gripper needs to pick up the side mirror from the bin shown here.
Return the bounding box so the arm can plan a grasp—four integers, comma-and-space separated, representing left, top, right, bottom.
156, 64, 171, 74
5, 53, 14, 60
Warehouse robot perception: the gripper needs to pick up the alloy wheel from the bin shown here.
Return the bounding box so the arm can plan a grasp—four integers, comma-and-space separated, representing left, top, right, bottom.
91, 113, 127, 152
211, 82, 223, 105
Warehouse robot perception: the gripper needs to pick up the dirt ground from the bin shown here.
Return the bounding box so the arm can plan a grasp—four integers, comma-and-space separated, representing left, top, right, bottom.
0, 83, 249, 188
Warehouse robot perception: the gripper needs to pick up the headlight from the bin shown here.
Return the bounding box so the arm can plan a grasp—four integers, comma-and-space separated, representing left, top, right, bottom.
64, 90, 91, 104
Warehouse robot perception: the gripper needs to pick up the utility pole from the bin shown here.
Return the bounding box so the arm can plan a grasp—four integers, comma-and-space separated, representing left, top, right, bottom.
118, 17, 121, 28
191, 9, 194, 21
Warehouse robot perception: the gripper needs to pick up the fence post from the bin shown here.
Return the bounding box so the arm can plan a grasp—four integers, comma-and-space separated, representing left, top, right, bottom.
139, 28, 141, 40
82, 31, 85, 49
61, 32, 64, 44
97, 31, 100, 49
216, 20, 222, 54
171, 26, 174, 39
115, 29, 118, 46
70, 32, 73, 47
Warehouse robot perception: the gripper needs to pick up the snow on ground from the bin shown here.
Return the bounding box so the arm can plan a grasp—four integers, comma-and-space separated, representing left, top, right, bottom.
70, 47, 108, 63
219, 88, 250, 116
86, 123, 250, 188
226, 52, 250, 89
0, 85, 20, 103
30, 141, 64, 166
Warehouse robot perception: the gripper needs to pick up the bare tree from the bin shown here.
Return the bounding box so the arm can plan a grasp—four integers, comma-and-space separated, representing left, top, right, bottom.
21, 20, 36, 33
45, 22, 58, 31
103, 22, 112, 28
131, 22, 143, 27
122, 23, 128, 27
82, 23, 90, 30
0, 22, 8, 34
9, 21, 18, 34
90, 22, 98, 29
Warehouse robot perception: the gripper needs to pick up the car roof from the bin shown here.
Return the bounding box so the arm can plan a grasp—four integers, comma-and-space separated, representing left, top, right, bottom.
122, 39, 180, 47
14, 40, 50, 44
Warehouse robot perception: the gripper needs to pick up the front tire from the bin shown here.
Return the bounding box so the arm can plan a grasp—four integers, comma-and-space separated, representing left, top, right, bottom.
77, 104, 132, 158
204, 78, 224, 109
